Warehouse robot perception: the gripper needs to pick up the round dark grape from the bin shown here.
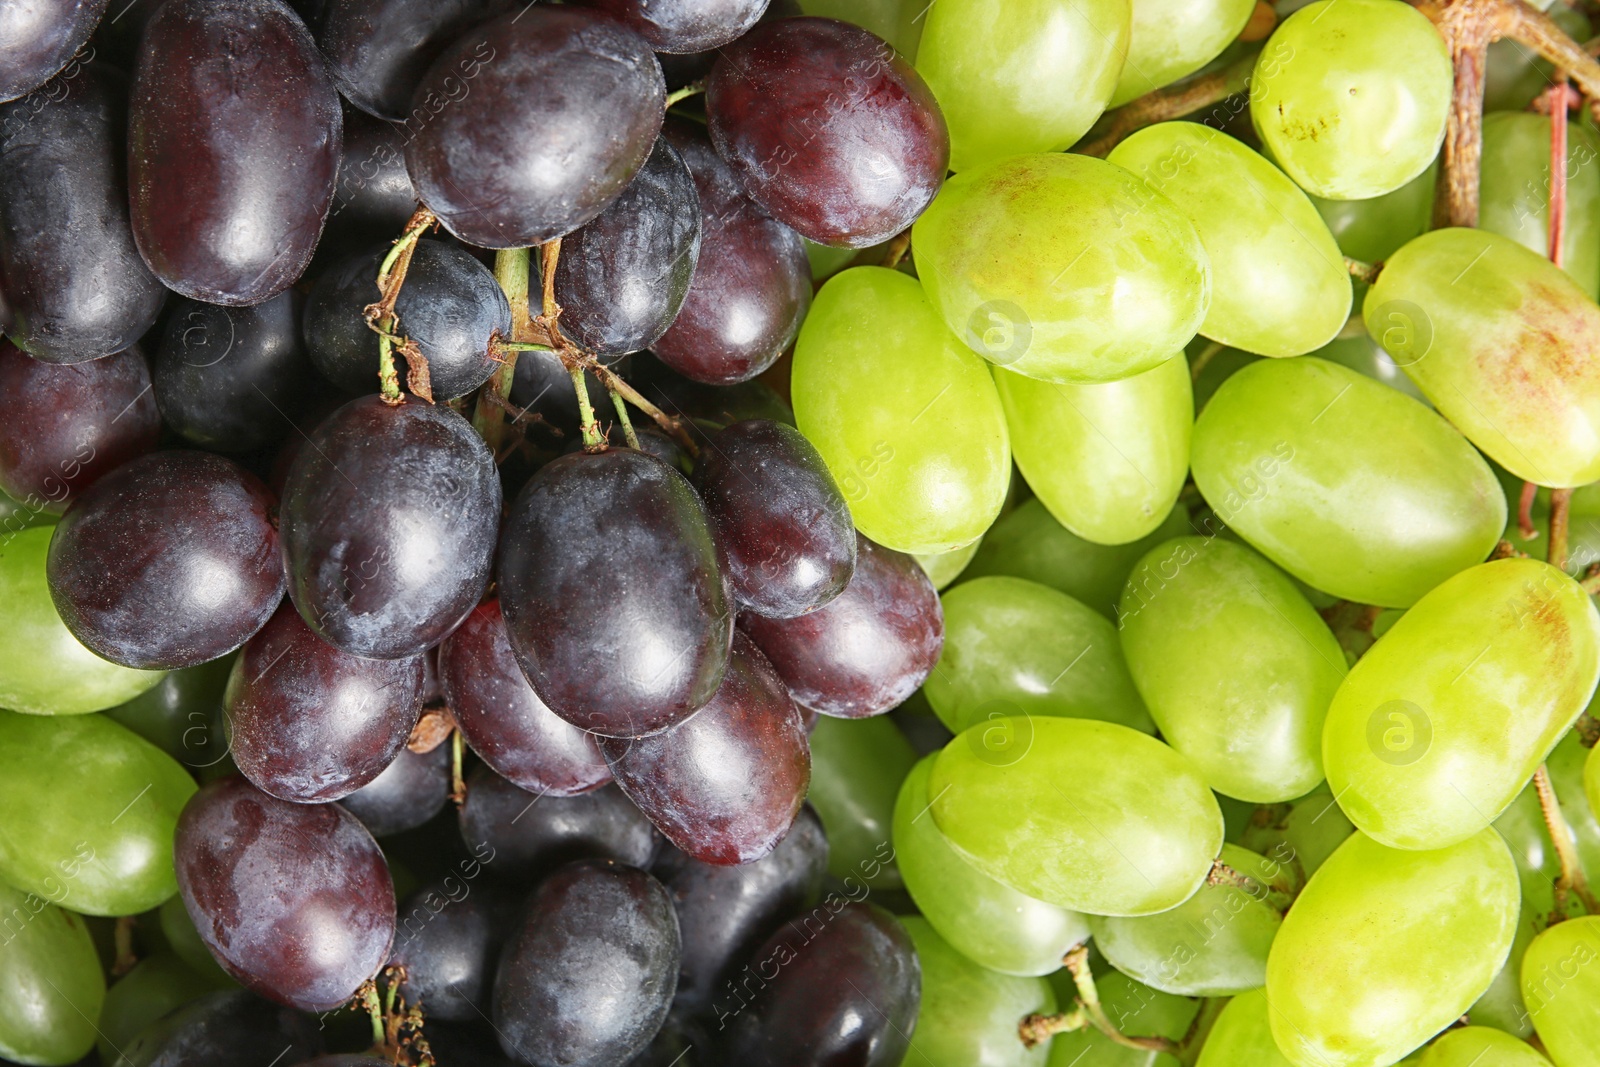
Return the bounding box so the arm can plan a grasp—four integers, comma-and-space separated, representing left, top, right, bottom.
631, 351, 795, 429
279, 395, 501, 660
0, 0, 107, 103
318, 0, 512, 121
338, 743, 450, 838
390, 879, 512, 1023
47, 450, 285, 670
458, 767, 657, 881
108, 990, 321, 1067
572, 0, 767, 53
325, 108, 420, 246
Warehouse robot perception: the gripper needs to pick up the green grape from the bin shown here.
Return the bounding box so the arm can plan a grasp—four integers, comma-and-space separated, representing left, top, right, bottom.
1484, 5, 1592, 111
798, 0, 925, 58
913, 152, 1210, 384
916, 0, 1130, 172
1189, 341, 1260, 413
1236, 785, 1356, 880
1481, 112, 1600, 299
1194, 988, 1294, 1067
1310, 160, 1438, 265
929, 576, 1153, 736
96, 954, 214, 1065
0, 882, 105, 1066
1266, 828, 1521, 1067
1110, 0, 1254, 106
1192, 356, 1504, 607
1089, 843, 1288, 997
929, 716, 1223, 916
1311, 326, 1431, 406
793, 267, 1011, 555
1119, 536, 1345, 802
1250, 0, 1451, 200
0, 526, 164, 716
995, 355, 1191, 546
1047, 970, 1197, 1067
1108, 122, 1351, 357
804, 237, 858, 282
1420, 1027, 1552, 1067
899, 916, 1056, 1067
0, 711, 196, 916
895, 756, 1090, 977
1365, 227, 1600, 488
158, 895, 233, 988
963, 500, 1191, 620
917, 539, 982, 591
1587, 743, 1600, 871
1521, 915, 1600, 1066
1323, 559, 1600, 850
102, 657, 233, 767
808, 713, 918, 890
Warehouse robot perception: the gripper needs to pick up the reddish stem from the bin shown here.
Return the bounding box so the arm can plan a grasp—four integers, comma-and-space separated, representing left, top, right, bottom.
1520, 481, 1541, 541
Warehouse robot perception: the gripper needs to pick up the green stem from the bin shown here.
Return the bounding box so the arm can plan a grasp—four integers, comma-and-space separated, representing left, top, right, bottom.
665, 83, 704, 107
610, 388, 640, 449
473, 248, 533, 447
362, 983, 384, 1047
371, 210, 436, 404
571, 366, 603, 450
449, 730, 466, 808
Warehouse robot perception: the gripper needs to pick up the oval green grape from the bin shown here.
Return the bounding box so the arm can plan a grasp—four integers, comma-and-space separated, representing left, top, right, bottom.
96, 954, 214, 1066
1194, 988, 1295, 1067
103, 656, 233, 767
1311, 326, 1431, 406
807, 713, 917, 890
1520, 915, 1600, 1067
1420, 1027, 1552, 1067
916, 538, 982, 591
1236, 785, 1356, 881
797, 0, 925, 57
1484, 4, 1592, 112
1110, 0, 1254, 106
0, 882, 105, 1066
1311, 160, 1437, 265
1481, 112, 1600, 299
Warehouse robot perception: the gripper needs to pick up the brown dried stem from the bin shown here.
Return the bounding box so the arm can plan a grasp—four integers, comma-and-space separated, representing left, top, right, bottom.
1533, 764, 1599, 917
1075, 49, 1258, 158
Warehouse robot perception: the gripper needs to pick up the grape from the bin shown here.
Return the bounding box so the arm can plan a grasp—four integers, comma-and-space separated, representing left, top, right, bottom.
894, 755, 1089, 976
317, 0, 510, 121
303, 240, 510, 401
1547, 724, 1600, 882
104, 656, 231, 767
913, 153, 1209, 384
1521, 915, 1600, 1066
1265, 828, 1520, 1067
1191, 356, 1506, 607
175, 775, 396, 1012
280, 395, 500, 660
652, 118, 811, 386
1485, 3, 1591, 111
499, 448, 730, 738
457, 768, 657, 880
107, 989, 320, 1067
742, 531, 943, 718
694, 419, 856, 619
706, 17, 948, 248
95, 954, 215, 1067
0, 63, 167, 361
719, 902, 919, 1066
1111, 0, 1254, 106
390, 879, 510, 1023
493, 860, 680, 1067
129, 0, 341, 305
928, 575, 1154, 735
1193, 988, 1294, 1067
1045, 969, 1197, 1067
338, 744, 449, 838
797, 0, 923, 57
403, 6, 664, 248
1310, 160, 1437, 265
47, 450, 284, 670
324, 109, 418, 246
929, 716, 1223, 915
571, 0, 768, 53
1250, 0, 1451, 200
631, 348, 797, 429
1481, 112, 1600, 298
915, 0, 1129, 171
1420, 1026, 1554, 1066
806, 713, 916, 888
899, 915, 1053, 1067
0, 710, 195, 914
1109, 123, 1351, 357
994, 354, 1191, 545
1235, 784, 1355, 881
154, 291, 315, 453
915, 540, 981, 591
1119, 536, 1345, 802
792, 267, 1010, 553
1324, 559, 1600, 850
1311, 325, 1432, 406
554, 137, 700, 357
0, 0, 106, 102
600, 632, 809, 865
157, 895, 235, 989
0, 881, 103, 1066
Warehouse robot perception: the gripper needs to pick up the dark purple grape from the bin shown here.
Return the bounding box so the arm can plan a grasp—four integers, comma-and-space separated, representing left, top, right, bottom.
706, 17, 948, 248
493, 860, 680, 1067
654, 805, 826, 1020
0, 62, 167, 361
655, 0, 800, 89
0, 341, 159, 515
303, 240, 508, 401
632, 351, 794, 429
291, 1058, 388, 1067
695, 419, 854, 618
0, 0, 106, 102
47, 451, 285, 670
338, 742, 450, 837
425, 1023, 520, 1067
324, 108, 418, 243
279, 395, 500, 660
600, 633, 808, 865
175, 776, 396, 1012
718, 902, 919, 1065
389, 879, 510, 1023
154, 291, 315, 453
318, 0, 510, 120
652, 118, 809, 385
439, 601, 612, 797
225, 603, 424, 802
110, 990, 322, 1067
402, 6, 664, 248
624, 1014, 708, 1067
499, 447, 731, 738
129, 0, 342, 305
740, 532, 941, 718
573, 0, 767, 52
553, 137, 700, 357
458, 767, 657, 880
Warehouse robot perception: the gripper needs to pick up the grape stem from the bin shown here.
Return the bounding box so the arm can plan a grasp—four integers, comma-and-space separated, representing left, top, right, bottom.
533, 239, 605, 452
365, 208, 439, 405
1519, 481, 1542, 541
665, 82, 705, 108
1068, 945, 1182, 1054
1074, 49, 1258, 158
1208, 857, 1297, 913
449, 728, 466, 809
1344, 257, 1382, 284
882, 230, 912, 269
1581, 561, 1600, 595
111, 914, 138, 978
610, 388, 641, 449
1532, 763, 1599, 918
1174, 998, 1226, 1067
1017, 1004, 1089, 1047
1550, 487, 1573, 571
1537, 80, 1573, 269
1575, 711, 1600, 747
1490, 538, 1532, 560
360, 980, 385, 1047
472, 247, 533, 450
1189, 340, 1223, 382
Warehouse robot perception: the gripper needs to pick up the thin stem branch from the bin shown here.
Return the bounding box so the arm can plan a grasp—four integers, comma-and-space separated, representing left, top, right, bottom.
535, 239, 604, 451
360, 980, 385, 1047
1546, 79, 1571, 268
1189, 340, 1223, 382
1520, 481, 1541, 541
1551, 487, 1573, 571
1063, 946, 1182, 1054
1018, 1005, 1089, 1047
112, 915, 138, 977
366, 208, 438, 404
610, 388, 640, 449
665, 82, 705, 108
449, 729, 466, 809
1345, 257, 1382, 284
1075, 49, 1258, 157
1533, 764, 1599, 917
569, 365, 603, 451
882, 230, 912, 269
1434, 2, 1492, 228
473, 247, 533, 449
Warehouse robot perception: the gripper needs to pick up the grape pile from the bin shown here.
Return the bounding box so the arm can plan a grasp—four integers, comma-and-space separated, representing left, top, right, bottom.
9, 0, 1600, 1065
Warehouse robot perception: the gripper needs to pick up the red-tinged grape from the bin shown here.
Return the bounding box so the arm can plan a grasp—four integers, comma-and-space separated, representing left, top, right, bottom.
695, 419, 854, 619
225, 603, 424, 803
175, 775, 396, 1012
339, 743, 450, 837
324, 108, 418, 246
0, 341, 159, 515
0, 63, 167, 361
402, 6, 665, 248
279, 396, 501, 660
741, 532, 942, 718
458, 767, 658, 880
128, 0, 342, 305
573, 0, 769, 52
0, 0, 106, 102
706, 17, 949, 248
439, 601, 612, 798
652, 117, 811, 385
390, 879, 512, 1023
47, 450, 285, 670
492, 860, 681, 1067
499, 448, 732, 738
600, 632, 810, 865
108, 990, 322, 1067
553, 137, 701, 357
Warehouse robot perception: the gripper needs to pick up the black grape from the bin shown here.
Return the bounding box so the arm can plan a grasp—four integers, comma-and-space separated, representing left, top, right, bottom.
318, 0, 511, 120
0, 0, 106, 103
389, 879, 512, 1023
631, 351, 794, 429
325, 108, 419, 245
623, 1015, 709, 1067
458, 767, 657, 880
572, 0, 767, 53
108, 990, 321, 1067
104, 656, 233, 767
424, 1024, 520, 1067
339, 744, 450, 837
